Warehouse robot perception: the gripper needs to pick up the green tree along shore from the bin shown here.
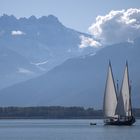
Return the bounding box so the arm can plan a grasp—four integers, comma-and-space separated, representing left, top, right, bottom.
0, 106, 139, 119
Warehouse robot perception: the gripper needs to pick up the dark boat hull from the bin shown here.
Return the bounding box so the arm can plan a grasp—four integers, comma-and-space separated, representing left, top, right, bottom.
90, 122, 97, 125
104, 116, 136, 126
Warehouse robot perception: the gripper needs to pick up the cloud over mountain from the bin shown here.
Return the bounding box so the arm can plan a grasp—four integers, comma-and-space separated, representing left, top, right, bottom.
11, 30, 25, 36
79, 35, 101, 48
89, 8, 140, 45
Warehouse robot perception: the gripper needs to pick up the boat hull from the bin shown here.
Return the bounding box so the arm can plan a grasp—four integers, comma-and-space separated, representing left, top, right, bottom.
104, 116, 136, 126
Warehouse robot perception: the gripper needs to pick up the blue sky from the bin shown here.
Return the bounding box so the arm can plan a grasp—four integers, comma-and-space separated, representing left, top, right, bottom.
0, 0, 140, 32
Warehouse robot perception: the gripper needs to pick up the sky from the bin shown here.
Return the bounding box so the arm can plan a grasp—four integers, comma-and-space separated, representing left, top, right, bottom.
0, 0, 140, 33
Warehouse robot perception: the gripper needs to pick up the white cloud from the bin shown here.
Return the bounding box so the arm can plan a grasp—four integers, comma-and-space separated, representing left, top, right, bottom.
79, 35, 102, 48
11, 30, 25, 36
18, 68, 33, 74
89, 8, 140, 45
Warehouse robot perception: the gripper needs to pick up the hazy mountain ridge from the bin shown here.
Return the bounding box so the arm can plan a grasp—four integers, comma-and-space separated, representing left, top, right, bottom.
0, 14, 92, 89
0, 38, 140, 108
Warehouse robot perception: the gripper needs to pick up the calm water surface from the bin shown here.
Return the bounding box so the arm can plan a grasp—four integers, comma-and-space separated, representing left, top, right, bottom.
0, 119, 139, 140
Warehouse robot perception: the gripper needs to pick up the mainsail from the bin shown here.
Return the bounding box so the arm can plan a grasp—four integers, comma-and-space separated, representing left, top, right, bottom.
103, 62, 118, 118
115, 62, 132, 117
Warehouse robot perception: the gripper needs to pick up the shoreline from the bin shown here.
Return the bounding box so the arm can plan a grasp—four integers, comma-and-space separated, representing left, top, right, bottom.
0, 106, 139, 119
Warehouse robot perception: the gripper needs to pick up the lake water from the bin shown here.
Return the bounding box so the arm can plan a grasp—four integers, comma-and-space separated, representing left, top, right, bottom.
0, 119, 139, 140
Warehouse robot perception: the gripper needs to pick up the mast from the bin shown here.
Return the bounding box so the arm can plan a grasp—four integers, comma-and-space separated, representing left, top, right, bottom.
103, 61, 118, 118
129, 80, 132, 116
115, 61, 132, 117
116, 80, 119, 96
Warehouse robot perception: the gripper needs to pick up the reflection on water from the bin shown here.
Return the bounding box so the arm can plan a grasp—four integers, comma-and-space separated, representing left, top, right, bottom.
0, 119, 139, 140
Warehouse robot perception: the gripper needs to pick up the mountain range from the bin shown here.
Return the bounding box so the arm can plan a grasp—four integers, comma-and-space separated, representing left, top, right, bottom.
0, 14, 140, 108
0, 14, 93, 89
0, 37, 140, 108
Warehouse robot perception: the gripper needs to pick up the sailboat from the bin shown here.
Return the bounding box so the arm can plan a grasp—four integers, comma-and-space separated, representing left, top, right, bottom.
103, 61, 135, 125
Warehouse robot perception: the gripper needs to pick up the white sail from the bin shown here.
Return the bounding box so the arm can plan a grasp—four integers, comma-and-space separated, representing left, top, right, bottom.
103, 62, 118, 118
115, 62, 132, 117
